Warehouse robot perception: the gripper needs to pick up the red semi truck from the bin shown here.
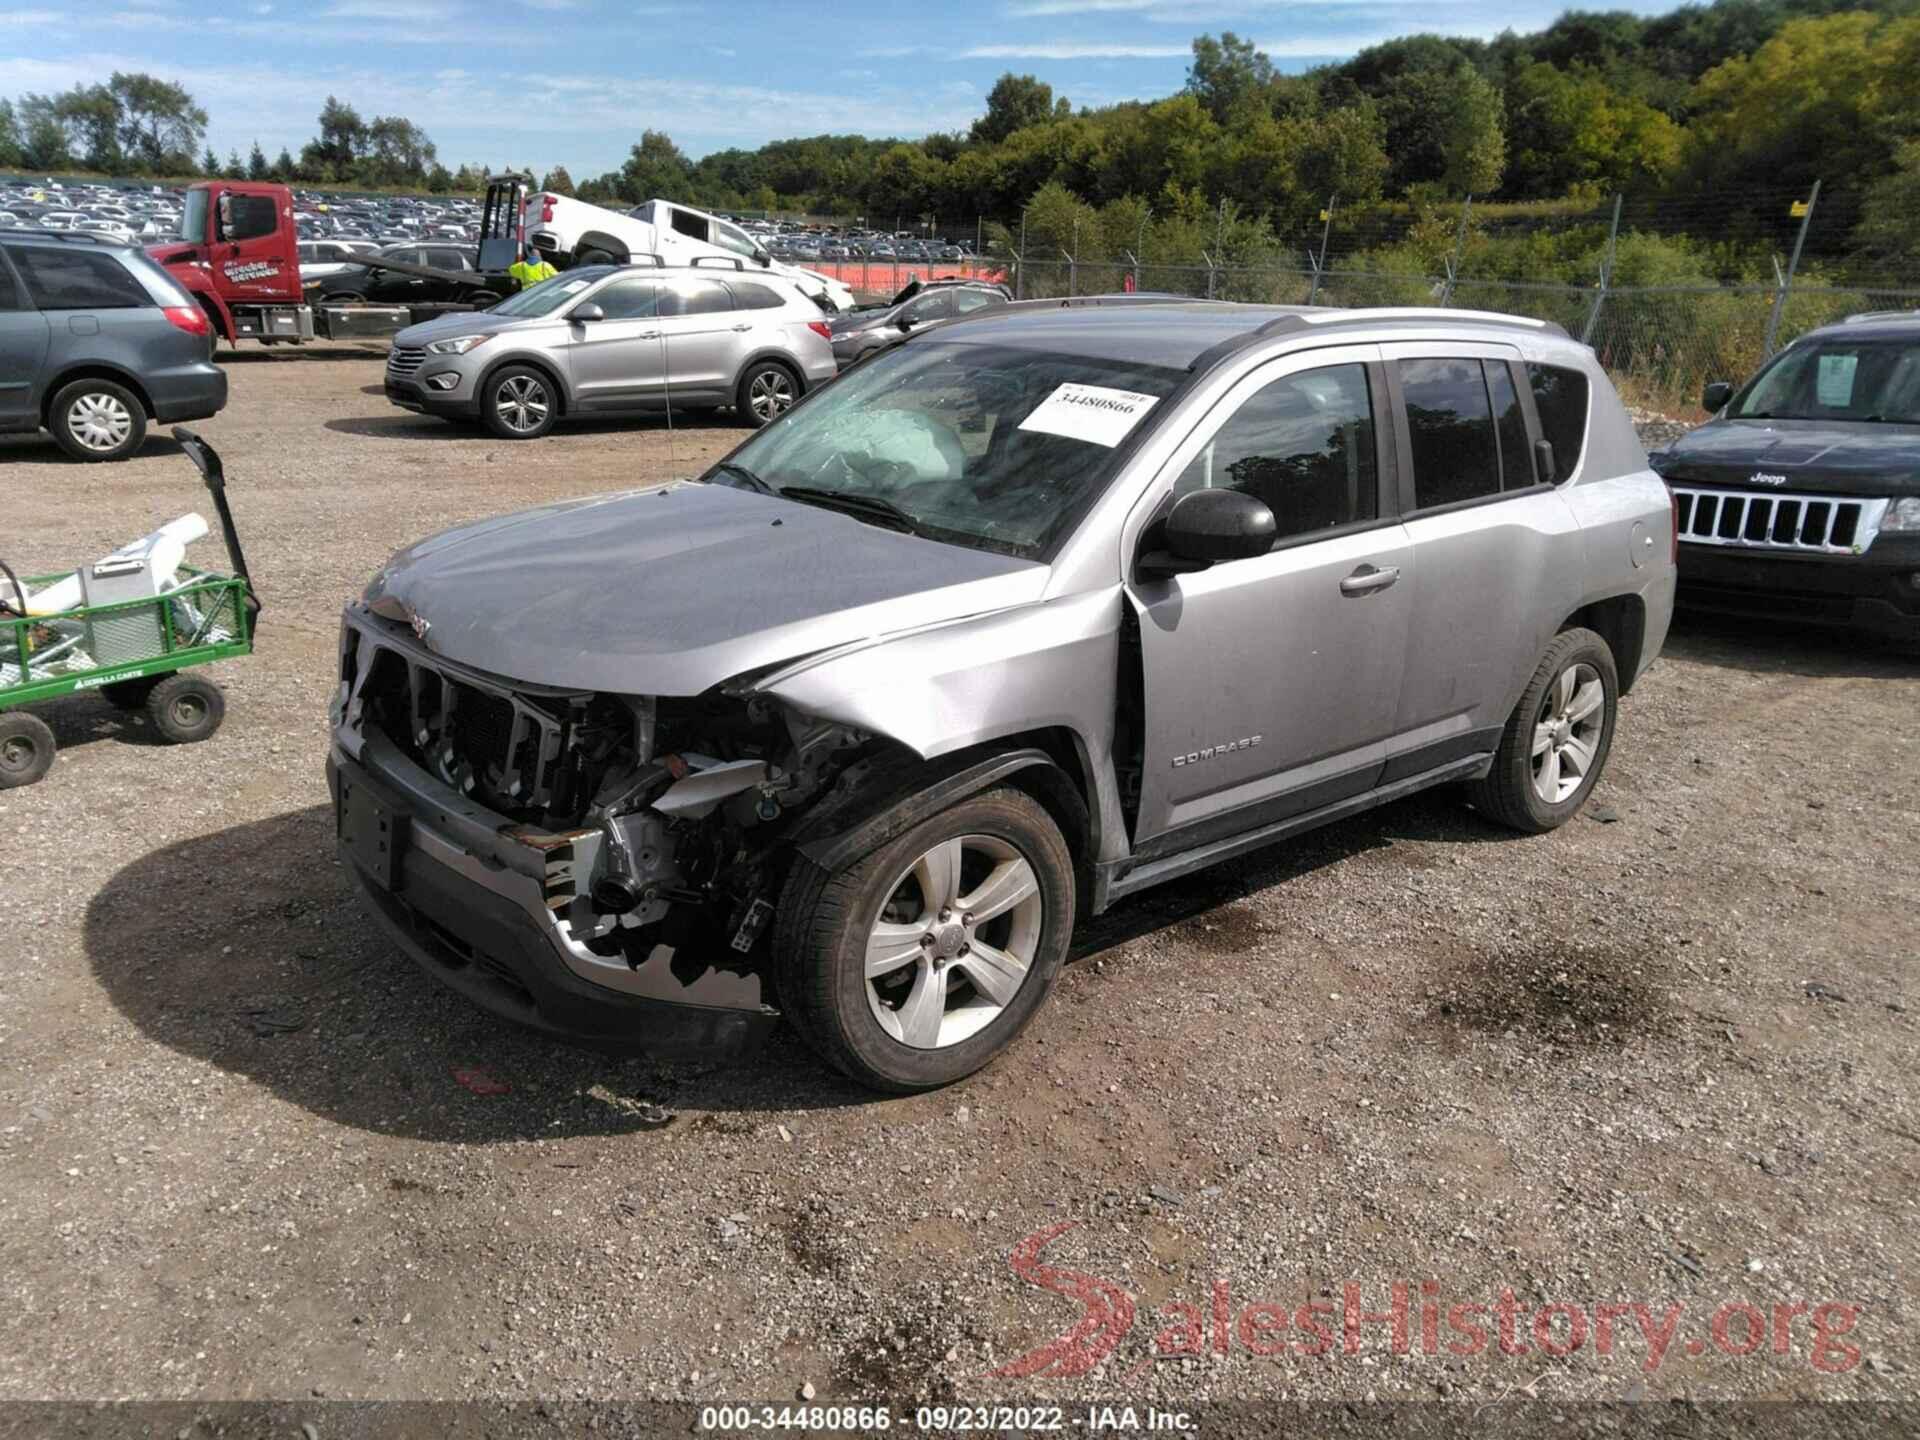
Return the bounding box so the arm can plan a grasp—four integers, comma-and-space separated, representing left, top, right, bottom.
146, 176, 530, 346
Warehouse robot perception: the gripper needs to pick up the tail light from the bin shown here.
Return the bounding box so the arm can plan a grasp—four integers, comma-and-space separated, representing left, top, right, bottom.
806, 321, 832, 341
162, 305, 209, 337
541, 194, 555, 223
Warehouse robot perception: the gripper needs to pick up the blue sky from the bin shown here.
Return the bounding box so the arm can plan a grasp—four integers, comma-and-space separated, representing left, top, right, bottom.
2, 0, 1678, 178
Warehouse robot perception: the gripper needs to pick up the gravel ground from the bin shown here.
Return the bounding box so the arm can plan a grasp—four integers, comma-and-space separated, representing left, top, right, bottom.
0, 344, 1915, 1409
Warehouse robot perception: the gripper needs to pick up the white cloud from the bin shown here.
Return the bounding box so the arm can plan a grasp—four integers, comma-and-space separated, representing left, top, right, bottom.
958, 42, 1192, 58
0, 9, 64, 25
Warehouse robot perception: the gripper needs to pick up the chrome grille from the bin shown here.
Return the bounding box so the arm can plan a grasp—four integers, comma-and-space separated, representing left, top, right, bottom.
387, 345, 427, 377
1670, 486, 1889, 555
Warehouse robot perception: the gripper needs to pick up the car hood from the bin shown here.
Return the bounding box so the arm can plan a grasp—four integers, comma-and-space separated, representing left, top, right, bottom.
364, 481, 1047, 695
1655, 419, 1920, 497
393, 310, 534, 346
828, 310, 889, 337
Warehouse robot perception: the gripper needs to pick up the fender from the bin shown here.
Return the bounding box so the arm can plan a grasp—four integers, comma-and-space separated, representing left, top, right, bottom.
794, 746, 1073, 874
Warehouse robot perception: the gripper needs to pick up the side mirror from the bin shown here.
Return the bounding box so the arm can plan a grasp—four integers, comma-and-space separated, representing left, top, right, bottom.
1141, 489, 1276, 577
1702, 381, 1734, 413
571, 302, 605, 323
1533, 438, 1557, 485
896, 315, 914, 332
754, 249, 771, 266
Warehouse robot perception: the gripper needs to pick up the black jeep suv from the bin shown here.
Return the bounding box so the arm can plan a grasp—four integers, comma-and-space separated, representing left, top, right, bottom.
1650, 312, 1920, 643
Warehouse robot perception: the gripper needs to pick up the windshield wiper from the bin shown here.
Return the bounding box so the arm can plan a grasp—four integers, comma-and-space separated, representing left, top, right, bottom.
708, 461, 776, 495
777, 485, 926, 537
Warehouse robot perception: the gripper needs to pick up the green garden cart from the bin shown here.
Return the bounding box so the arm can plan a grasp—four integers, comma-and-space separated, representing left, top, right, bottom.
0, 429, 259, 789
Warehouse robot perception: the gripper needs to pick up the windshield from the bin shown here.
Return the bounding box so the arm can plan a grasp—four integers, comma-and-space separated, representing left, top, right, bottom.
177, 187, 208, 244
704, 340, 1188, 559
489, 267, 610, 318
1733, 338, 1920, 422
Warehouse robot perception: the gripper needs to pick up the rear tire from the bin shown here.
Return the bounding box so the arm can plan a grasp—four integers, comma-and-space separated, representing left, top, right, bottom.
0, 711, 56, 788
736, 360, 800, 428
574, 248, 616, 267
775, 786, 1074, 1092
101, 675, 163, 710
49, 378, 147, 463
481, 365, 559, 440
145, 674, 226, 744
1467, 627, 1618, 833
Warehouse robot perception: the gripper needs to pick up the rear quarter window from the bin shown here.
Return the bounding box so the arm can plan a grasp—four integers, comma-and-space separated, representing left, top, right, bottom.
9, 247, 150, 310
726, 282, 786, 310
1526, 363, 1589, 481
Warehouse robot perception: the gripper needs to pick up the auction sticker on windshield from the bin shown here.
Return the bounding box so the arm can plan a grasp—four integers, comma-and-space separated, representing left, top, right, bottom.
1018, 383, 1160, 448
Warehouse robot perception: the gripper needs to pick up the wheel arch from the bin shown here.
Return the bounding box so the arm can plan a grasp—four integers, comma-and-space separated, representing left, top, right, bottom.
573, 233, 630, 265
734, 349, 807, 395
477, 352, 568, 416
1561, 593, 1647, 694
43, 364, 156, 424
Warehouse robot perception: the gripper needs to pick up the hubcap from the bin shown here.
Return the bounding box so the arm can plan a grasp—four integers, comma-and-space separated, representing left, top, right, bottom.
865, 834, 1044, 1050
748, 369, 794, 422
68, 393, 132, 451
1531, 662, 1604, 804
496, 375, 550, 433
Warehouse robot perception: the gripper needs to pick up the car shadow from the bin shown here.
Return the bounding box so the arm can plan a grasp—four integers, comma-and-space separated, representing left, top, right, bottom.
218, 344, 390, 364
0, 433, 187, 466
322, 414, 740, 442
17, 690, 169, 753
85, 804, 877, 1144
1664, 611, 1915, 678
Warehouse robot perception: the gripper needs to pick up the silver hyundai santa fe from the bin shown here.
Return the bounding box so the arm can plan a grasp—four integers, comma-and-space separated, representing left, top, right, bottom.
383, 262, 837, 438
330, 300, 1675, 1091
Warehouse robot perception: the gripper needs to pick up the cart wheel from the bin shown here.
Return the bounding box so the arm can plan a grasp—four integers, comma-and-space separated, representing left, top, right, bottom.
101, 675, 163, 710
146, 674, 226, 744
0, 712, 56, 788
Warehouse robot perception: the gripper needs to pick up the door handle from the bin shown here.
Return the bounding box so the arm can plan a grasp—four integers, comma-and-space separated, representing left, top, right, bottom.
731, 322, 752, 332
634, 330, 660, 340
1339, 564, 1400, 596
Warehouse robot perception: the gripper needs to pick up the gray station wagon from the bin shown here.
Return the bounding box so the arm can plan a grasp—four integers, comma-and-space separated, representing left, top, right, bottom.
331, 299, 1675, 1091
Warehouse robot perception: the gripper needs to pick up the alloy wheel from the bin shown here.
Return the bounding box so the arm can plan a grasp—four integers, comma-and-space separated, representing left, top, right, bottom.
1531, 662, 1605, 804
68, 393, 133, 452
865, 834, 1043, 1050
747, 368, 795, 423
495, 375, 550, 434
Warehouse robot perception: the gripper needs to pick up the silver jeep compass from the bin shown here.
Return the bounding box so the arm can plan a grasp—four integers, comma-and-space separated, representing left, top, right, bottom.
330, 300, 1675, 1091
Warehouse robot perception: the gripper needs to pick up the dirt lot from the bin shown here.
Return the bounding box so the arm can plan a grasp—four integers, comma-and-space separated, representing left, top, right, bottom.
0, 343, 1915, 1410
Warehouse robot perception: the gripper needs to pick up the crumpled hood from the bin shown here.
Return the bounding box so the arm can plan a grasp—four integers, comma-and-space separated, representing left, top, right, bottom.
1656, 419, 1920, 497
365, 481, 1047, 695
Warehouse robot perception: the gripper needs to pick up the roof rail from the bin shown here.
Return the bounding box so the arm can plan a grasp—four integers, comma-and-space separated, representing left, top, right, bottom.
689, 255, 747, 271
0, 226, 106, 245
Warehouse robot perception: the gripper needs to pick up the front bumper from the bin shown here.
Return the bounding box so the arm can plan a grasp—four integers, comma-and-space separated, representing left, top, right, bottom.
1675, 539, 1920, 640
327, 739, 779, 1059
383, 367, 479, 420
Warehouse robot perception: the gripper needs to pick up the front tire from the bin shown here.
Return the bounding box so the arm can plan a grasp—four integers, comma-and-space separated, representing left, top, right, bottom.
775, 787, 1074, 1092
0, 711, 56, 788
1467, 627, 1618, 833
481, 365, 558, 440
49, 379, 146, 463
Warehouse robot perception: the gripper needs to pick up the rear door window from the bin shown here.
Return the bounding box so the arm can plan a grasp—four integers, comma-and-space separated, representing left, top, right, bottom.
0, 254, 22, 310
1398, 358, 1501, 509
1487, 361, 1535, 489
726, 282, 786, 310
658, 279, 732, 316
9, 247, 149, 310
1525, 363, 1589, 480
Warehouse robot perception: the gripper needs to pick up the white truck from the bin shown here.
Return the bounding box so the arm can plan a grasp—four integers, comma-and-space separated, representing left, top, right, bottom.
523, 193, 856, 312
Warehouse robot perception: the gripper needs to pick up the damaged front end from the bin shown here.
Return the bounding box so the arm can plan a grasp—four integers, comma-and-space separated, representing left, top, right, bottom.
328, 602, 874, 1055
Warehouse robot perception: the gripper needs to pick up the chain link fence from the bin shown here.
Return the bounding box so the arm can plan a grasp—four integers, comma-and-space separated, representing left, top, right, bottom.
1004, 258, 1920, 414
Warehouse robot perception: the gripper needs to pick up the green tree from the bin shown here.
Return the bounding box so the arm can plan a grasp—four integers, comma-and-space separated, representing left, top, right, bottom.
540, 164, 576, 195
0, 100, 22, 169
1186, 32, 1275, 124
247, 140, 269, 181
53, 84, 122, 171
1503, 63, 1682, 196
109, 72, 206, 173
1291, 102, 1391, 209
225, 148, 245, 180
18, 96, 71, 172
359, 115, 436, 186
1853, 139, 1920, 275
270, 147, 295, 181
314, 95, 366, 171
1439, 65, 1506, 195
616, 130, 692, 199
200, 146, 220, 177
972, 73, 1066, 146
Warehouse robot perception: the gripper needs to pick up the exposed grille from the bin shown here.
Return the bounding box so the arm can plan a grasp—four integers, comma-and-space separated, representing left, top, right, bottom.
387, 345, 427, 377
353, 633, 576, 814
1670, 486, 1889, 555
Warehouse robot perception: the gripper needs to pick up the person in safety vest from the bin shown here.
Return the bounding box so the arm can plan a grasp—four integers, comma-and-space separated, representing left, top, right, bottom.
508, 243, 558, 290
